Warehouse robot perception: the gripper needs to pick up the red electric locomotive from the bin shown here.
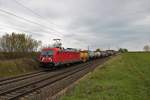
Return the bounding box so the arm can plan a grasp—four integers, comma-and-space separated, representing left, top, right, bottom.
38, 39, 81, 67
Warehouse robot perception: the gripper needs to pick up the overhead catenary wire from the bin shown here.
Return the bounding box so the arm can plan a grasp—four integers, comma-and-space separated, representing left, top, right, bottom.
13, 0, 81, 41
0, 8, 63, 37
0, 2, 89, 49
0, 24, 62, 38
0, 2, 83, 47
14, 0, 73, 37
14, 0, 62, 28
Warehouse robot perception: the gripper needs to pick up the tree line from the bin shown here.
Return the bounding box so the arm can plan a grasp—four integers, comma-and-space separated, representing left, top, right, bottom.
0, 32, 42, 52
143, 45, 150, 52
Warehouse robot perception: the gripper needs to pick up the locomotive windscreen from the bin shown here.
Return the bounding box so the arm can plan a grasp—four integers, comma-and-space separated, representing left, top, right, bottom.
41, 50, 54, 56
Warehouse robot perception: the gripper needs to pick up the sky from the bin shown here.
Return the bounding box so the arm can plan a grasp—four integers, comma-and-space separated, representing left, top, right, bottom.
0, 0, 150, 51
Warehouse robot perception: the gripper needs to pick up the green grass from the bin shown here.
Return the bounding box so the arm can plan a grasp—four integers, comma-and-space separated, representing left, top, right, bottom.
61, 52, 150, 100
0, 58, 39, 77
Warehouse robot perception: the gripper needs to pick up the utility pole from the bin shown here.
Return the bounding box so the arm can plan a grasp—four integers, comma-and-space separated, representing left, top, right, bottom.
87, 45, 89, 51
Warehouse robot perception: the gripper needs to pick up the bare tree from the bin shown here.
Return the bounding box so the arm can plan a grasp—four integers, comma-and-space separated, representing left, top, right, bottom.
0, 32, 42, 52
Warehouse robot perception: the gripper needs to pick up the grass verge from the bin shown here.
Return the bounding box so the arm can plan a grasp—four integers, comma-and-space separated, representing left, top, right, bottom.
0, 58, 39, 77
61, 53, 150, 100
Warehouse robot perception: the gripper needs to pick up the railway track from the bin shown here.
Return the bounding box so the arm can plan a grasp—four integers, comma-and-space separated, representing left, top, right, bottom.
0, 70, 44, 82
0, 71, 46, 86
0, 57, 109, 100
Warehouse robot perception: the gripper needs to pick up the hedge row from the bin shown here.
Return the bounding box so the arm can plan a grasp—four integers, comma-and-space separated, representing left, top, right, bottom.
0, 52, 40, 60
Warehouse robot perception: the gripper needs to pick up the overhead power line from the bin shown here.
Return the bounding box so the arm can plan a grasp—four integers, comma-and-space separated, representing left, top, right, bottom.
0, 23, 62, 38
14, 0, 61, 28
0, 8, 63, 37
14, 0, 80, 41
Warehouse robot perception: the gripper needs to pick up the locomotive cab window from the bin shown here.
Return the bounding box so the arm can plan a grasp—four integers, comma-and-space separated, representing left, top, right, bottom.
41, 50, 54, 56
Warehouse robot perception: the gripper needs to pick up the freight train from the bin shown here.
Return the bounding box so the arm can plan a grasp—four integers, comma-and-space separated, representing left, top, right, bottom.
38, 39, 116, 68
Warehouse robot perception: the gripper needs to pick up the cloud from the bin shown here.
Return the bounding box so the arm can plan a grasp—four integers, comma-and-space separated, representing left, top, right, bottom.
0, 0, 150, 51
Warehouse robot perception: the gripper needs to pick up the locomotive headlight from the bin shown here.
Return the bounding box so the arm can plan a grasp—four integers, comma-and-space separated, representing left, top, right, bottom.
42, 57, 45, 61
48, 57, 52, 61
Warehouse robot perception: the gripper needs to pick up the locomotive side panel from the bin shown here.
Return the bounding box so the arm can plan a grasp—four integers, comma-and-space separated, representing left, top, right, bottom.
53, 51, 81, 66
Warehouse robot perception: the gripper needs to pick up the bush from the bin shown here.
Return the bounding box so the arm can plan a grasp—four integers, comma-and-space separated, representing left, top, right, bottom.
0, 52, 40, 60
118, 48, 128, 53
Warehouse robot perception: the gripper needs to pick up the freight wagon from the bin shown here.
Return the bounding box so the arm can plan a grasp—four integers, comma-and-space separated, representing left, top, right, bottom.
80, 50, 89, 62
88, 51, 95, 59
